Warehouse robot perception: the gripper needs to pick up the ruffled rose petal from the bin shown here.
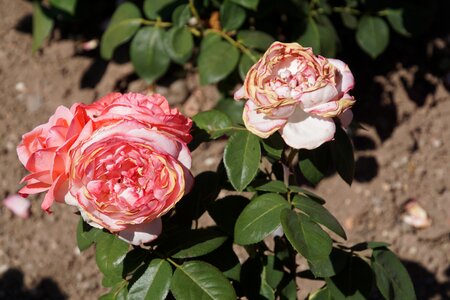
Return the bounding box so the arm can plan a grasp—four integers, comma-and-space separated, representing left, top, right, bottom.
300, 84, 339, 109
3, 194, 31, 219
328, 58, 354, 95
118, 218, 162, 246
243, 99, 287, 138
280, 107, 336, 149
41, 174, 68, 212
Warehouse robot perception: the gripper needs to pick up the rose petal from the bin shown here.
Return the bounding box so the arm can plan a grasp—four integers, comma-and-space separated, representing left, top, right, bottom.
118, 218, 162, 245
41, 174, 68, 212
328, 58, 354, 95
280, 107, 336, 149
3, 194, 31, 219
234, 86, 246, 100
243, 99, 287, 138
300, 84, 339, 109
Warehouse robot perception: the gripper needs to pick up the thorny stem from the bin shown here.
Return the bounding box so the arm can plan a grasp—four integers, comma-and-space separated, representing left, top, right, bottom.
205, 29, 259, 63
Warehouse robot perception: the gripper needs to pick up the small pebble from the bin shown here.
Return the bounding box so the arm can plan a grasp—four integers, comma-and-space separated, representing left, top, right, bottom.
15, 82, 26, 93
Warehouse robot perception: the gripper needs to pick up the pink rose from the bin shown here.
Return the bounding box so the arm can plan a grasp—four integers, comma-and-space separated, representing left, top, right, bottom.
65, 93, 193, 245
235, 42, 355, 149
17, 104, 88, 212
81, 92, 192, 144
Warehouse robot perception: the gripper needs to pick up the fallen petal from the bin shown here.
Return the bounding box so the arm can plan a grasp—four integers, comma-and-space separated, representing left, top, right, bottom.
401, 199, 432, 229
3, 194, 31, 219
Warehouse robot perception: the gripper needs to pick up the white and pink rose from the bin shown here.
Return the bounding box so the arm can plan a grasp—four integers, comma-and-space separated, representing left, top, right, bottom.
235, 42, 356, 150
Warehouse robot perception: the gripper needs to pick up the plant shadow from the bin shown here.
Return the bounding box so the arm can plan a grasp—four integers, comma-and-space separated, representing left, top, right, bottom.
0, 268, 67, 300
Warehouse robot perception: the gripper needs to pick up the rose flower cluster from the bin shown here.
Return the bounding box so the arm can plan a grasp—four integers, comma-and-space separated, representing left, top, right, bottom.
17, 93, 193, 245
235, 42, 355, 150
16, 42, 356, 246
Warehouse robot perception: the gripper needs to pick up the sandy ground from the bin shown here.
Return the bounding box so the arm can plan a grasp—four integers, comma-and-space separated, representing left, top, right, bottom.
0, 1, 449, 299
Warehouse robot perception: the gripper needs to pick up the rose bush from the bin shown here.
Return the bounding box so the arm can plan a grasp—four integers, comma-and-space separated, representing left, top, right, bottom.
17, 92, 193, 245
235, 42, 355, 150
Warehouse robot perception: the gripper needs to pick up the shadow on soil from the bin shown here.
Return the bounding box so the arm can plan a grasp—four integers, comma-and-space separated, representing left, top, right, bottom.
404, 260, 450, 300
0, 268, 66, 300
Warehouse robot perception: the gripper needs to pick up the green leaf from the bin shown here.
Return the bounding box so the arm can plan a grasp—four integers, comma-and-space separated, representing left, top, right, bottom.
340, 12, 358, 29
253, 180, 288, 193
192, 110, 233, 139
208, 195, 249, 236
76, 217, 102, 251
231, 0, 259, 10
99, 283, 128, 300
298, 143, 332, 186
224, 130, 261, 191
298, 18, 320, 53
221, 0, 246, 31
261, 133, 284, 160
330, 126, 355, 186
171, 261, 236, 300
371, 249, 416, 300
385, 9, 411, 37
143, 0, 176, 19
198, 34, 240, 84
95, 233, 129, 277
163, 229, 228, 259
128, 259, 172, 300
32, 1, 54, 53
202, 241, 241, 281
100, 2, 141, 60
298, 16, 339, 57
238, 53, 255, 80
356, 15, 390, 58
280, 278, 298, 300
164, 26, 194, 64
316, 15, 339, 57
292, 194, 346, 239
309, 286, 332, 300
288, 186, 326, 204
280, 209, 332, 262
174, 171, 221, 224
102, 274, 123, 288
215, 98, 244, 125
263, 255, 284, 289
325, 255, 373, 299
49, 0, 77, 14
237, 30, 275, 51
172, 4, 191, 27
130, 26, 170, 83
308, 248, 349, 278
234, 193, 289, 245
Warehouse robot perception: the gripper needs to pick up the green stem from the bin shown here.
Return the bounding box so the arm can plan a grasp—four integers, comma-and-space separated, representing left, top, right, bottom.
286, 148, 299, 168
166, 257, 182, 268
189, 0, 201, 23
140, 18, 172, 28
205, 29, 258, 63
